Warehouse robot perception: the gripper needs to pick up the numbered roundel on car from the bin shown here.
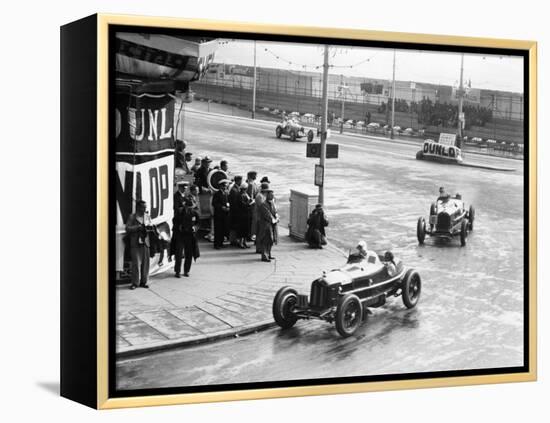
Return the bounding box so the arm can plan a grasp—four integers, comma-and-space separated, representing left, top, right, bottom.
207, 169, 229, 191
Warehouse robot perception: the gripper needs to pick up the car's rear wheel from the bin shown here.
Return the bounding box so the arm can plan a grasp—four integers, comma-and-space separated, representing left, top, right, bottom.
335, 294, 363, 338
290, 130, 297, 141
275, 126, 282, 138
402, 270, 422, 309
416, 151, 424, 160
468, 205, 475, 231
460, 219, 468, 246
417, 217, 426, 245
272, 286, 298, 329
307, 130, 314, 142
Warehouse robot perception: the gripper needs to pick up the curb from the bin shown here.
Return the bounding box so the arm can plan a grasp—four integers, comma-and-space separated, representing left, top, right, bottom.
117, 320, 276, 358
117, 235, 346, 359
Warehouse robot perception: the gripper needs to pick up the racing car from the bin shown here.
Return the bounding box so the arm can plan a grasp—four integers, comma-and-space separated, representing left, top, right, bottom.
272, 252, 421, 338
417, 194, 475, 246
275, 118, 315, 142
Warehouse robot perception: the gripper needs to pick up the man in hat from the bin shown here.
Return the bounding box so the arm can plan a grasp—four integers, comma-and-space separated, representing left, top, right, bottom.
260, 176, 271, 185
174, 180, 190, 212
305, 203, 329, 249
234, 182, 253, 248
437, 186, 450, 202
125, 200, 157, 289
257, 188, 279, 262
254, 182, 270, 253
246, 171, 260, 241
212, 179, 231, 249
228, 175, 243, 246
347, 240, 376, 264
194, 156, 213, 193
190, 157, 202, 174
173, 198, 201, 278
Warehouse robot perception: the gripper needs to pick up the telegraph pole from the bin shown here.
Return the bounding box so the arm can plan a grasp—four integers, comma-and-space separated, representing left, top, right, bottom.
252, 40, 257, 119
339, 74, 345, 134
457, 53, 465, 146
390, 49, 396, 139
319, 45, 329, 205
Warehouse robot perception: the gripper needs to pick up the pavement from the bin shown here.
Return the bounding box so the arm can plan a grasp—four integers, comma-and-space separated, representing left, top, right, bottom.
116, 226, 345, 357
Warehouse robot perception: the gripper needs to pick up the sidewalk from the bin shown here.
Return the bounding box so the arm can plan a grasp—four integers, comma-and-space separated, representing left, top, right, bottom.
116, 231, 346, 357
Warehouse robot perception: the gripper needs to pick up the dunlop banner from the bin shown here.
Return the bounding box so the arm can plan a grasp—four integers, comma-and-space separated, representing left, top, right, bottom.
115, 89, 175, 271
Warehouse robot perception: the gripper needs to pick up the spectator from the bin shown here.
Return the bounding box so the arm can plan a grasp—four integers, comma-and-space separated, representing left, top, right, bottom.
234, 183, 253, 249
305, 204, 329, 249
174, 139, 187, 170
254, 182, 269, 253
257, 188, 279, 262
183, 152, 193, 174
173, 198, 200, 278
212, 179, 231, 249
228, 175, 243, 246
125, 200, 157, 289
190, 157, 202, 174
173, 180, 189, 211
194, 156, 213, 193
246, 171, 260, 241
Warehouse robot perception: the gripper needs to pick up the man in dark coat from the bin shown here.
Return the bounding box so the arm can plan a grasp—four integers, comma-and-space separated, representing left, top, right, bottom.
305, 204, 329, 249
257, 188, 279, 262
125, 200, 157, 289
228, 175, 243, 245
254, 182, 269, 253
194, 156, 213, 193
246, 171, 260, 241
173, 180, 189, 211
212, 179, 231, 249
173, 198, 200, 277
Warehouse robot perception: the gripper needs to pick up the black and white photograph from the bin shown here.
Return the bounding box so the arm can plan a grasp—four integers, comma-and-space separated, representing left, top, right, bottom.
112, 28, 528, 393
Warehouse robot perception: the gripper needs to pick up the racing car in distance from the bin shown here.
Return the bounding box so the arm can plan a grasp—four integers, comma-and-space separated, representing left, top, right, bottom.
417, 194, 475, 246
275, 117, 315, 142
272, 252, 421, 338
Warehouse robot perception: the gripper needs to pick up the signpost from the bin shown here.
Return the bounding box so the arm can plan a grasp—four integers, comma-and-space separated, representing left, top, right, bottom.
307, 143, 339, 159
314, 164, 324, 187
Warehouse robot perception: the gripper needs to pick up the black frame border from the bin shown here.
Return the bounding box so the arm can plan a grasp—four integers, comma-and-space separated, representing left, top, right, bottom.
107, 23, 531, 400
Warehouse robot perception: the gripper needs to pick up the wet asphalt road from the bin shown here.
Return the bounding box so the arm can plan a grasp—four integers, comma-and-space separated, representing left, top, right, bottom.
117, 110, 525, 390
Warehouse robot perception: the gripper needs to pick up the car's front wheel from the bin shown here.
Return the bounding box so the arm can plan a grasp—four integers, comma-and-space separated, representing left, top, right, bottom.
275, 126, 282, 138
417, 217, 426, 245
416, 151, 424, 160
307, 130, 314, 142
402, 270, 422, 308
335, 294, 363, 338
273, 286, 298, 329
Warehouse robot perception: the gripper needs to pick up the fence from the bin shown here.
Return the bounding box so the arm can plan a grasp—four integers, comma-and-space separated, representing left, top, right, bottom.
190, 74, 525, 145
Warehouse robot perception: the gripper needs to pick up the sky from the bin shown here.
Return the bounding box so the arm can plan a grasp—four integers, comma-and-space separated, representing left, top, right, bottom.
213, 40, 524, 93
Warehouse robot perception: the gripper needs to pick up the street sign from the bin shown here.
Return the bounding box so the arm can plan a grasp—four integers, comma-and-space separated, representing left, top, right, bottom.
306, 143, 339, 159
314, 164, 324, 187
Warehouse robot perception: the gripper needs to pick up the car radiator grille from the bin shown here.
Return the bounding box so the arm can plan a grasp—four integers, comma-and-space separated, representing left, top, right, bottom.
309, 281, 328, 308
436, 212, 451, 231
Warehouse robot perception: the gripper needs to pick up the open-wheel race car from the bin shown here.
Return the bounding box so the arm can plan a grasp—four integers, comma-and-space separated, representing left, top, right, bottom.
275, 118, 315, 142
272, 252, 422, 338
417, 195, 475, 246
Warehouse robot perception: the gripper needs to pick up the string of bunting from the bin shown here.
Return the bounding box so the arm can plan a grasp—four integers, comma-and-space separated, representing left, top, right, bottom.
262, 46, 376, 70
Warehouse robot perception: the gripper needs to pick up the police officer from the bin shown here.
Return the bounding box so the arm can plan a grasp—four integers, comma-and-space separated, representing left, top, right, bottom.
173, 198, 200, 278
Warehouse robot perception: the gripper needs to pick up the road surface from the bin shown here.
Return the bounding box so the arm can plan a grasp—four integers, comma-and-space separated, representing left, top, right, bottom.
117, 110, 525, 390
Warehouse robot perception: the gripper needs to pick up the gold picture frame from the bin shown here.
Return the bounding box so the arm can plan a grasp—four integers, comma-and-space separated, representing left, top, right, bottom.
60, 13, 537, 409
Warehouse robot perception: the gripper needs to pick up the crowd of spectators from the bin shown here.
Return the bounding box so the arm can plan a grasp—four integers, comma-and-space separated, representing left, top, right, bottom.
376, 98, 493, 130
